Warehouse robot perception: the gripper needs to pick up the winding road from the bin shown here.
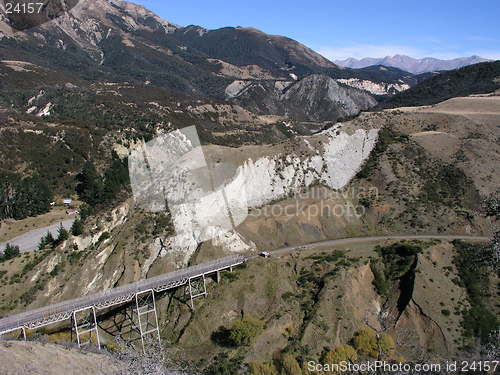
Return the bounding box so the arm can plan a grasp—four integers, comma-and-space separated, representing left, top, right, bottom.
270, 234, 490, 256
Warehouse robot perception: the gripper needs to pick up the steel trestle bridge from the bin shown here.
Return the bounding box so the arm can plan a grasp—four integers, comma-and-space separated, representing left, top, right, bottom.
0, 254, 248, 351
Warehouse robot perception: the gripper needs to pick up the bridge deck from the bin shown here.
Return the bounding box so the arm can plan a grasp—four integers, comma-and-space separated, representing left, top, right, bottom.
0, 254, 247, 335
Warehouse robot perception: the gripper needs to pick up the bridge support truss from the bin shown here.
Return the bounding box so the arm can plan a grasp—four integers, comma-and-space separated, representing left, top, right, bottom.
72, 306, 100, 349
134, 289, 161, 353
0, 326, 26, 341
186, 274, 207, 309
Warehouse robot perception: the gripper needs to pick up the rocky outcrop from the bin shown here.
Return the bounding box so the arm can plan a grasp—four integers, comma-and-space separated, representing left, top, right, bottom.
128, 124, 379, 266
282, 75, 378, 121
336, 78, 410, 95
226, 74, 377, 121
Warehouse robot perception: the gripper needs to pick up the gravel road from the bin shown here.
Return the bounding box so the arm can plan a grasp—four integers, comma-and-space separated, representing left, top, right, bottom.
270, 234, 490, 256
0, 219, 75, 254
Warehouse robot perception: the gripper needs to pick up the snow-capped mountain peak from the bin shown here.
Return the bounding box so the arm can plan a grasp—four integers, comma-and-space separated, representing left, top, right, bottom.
334, 55, 490, 74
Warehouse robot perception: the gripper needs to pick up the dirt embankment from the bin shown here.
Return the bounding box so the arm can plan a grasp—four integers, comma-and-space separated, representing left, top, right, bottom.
0, 340, 121, 375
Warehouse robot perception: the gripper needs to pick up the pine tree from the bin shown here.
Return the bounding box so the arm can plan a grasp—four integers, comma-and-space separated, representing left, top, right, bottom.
71, 218, 84, 236
56, 224, 69, 244
102, 152, 129, 201
44, 231, 55, 244
76, 161, 103, 206
2, 243, 20, 261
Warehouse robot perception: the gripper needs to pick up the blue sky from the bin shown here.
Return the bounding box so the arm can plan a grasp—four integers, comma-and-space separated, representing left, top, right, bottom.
135, 0, 500, 61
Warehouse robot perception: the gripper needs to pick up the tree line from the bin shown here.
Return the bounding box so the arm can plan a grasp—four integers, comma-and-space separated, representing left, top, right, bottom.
0, 172, 52, 220
76, 152, 130, 208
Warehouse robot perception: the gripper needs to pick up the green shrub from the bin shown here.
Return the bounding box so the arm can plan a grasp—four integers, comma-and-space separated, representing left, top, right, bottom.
49, 264, 62, 277
453, 240, 498, 344
375, 242, 423, 281
352, 328, 378, 358
20, 278, 46, 306
352, 329, 396, 359
248, 361, 278, 375
68, 251, 84, 265
97, 232, 110, 244
483, 195, 499, 217
1, 243, 20, 262
281, 291, 295, 301
229, 316, 265, 346
70, 218, 84, 236
222, 272, 239, 282
324, 344, 358, 367
280, 354, 302, 375
205, 353, 243, 375
370, 262, 389, 295
21, 251, 50, 275
379, 333, 396, 356
359, 196, 372, 208
305, 251, 346, 263
103, 340, 120, 352
462, 305, 498, 344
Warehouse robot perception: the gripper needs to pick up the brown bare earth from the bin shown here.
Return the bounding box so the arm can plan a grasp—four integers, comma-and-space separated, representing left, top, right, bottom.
388, 95, 500, 115
0, 236, 492, 370
209, 58, 277, 79
383, 95, 500, 196
0, 340, 120, 375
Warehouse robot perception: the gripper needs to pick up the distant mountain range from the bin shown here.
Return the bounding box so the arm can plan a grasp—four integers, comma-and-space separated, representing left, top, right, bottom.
334, 55, 490, 74
0, 0, 494, 121
0, 0, 420, 123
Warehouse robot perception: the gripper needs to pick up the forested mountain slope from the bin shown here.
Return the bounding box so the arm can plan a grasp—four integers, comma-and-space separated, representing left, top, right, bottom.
381, 61, 500, 108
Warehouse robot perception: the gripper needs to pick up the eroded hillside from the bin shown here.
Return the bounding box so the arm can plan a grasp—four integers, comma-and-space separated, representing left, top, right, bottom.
2, 237, 496, 374
0, 99, 497, 325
